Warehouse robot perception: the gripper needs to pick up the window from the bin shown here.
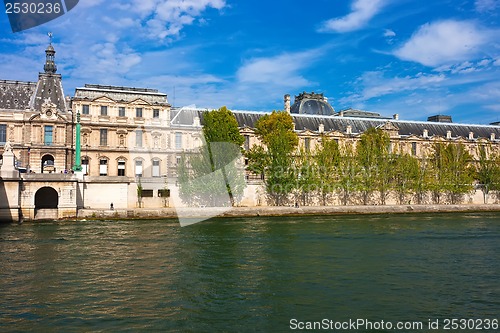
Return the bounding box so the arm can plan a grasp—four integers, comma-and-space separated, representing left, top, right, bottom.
100, 105, 108, 116
0, 124, 6, 144
411, 142, 417, 156
175, 132, 182, 149
82, 158, 89, 175
44, 125, 53, 145
135, 160, 143, 177
158, 189, 170, 197
99, 159, 108, 176
136, 108, 143, 118
118, 160, 126, 176
304, 137, 310, 152
141, 189, 154, 197
136, 130, 143, 147
153, 109, 160, 118
100, 129, 108, 146
176, 155, 181, 165
119, 107, 126, 117
244, 135, 250, 151
82, 104, 90, 115
152, 159, 160, 177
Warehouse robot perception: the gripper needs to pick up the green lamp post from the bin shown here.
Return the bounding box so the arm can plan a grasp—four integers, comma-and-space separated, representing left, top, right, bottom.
73, 110, 82, 172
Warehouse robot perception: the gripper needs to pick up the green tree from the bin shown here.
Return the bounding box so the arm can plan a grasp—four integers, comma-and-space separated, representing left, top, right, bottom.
393, 153, 420, 204
294, 148, 318, 206
431, 142, 474, 204
314, 136, 341, 205
475, 145, 500, 204
202, 106, 245, 206
337, 143, 359, 205
356, 127, 391, 205
247, 111, 298, 205
177, 107, 245, 206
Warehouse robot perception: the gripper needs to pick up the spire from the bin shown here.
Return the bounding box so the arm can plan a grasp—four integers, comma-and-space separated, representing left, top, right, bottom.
43, 32, 57, 74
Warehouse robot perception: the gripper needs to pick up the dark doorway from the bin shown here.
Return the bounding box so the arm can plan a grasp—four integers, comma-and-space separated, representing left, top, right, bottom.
35, 187, 58, 218
41, 154, 55, 173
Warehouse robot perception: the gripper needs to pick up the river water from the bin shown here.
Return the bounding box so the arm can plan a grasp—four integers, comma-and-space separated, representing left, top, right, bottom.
1, 213, 499, 332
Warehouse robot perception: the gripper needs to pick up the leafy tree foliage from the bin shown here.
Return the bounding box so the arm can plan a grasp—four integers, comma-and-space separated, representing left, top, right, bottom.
247, 111, 298, 205
177, 107, 246, 206
476, 145, 500, 204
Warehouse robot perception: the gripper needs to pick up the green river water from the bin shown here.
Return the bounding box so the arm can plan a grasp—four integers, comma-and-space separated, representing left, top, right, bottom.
1, 213, 499, 332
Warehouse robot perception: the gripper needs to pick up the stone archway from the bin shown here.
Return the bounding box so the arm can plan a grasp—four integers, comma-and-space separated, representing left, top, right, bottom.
41, 154, 55, 173
34, 186, 58, 219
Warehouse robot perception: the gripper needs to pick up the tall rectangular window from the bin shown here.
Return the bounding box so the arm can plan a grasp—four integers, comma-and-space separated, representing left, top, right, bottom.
44, 125, 53, 145
153, 109, 160, 118
118, 160, 126, 176
175, 132, 182, 149
136, 108, 143, 118
82, 158, 89, 175
0, 124, 6, 144
100, 129, 108, 146
135, 160, 143, 177
119, 107, 126, 117
99, 159, 108, 176
304, 137, 310, 152
244, 135, 250, 151
82, 104, 90, 115
100, 105, 108, 116
152, 160, 160, 177
411, 142, 417, 156
136, 130, 143, 147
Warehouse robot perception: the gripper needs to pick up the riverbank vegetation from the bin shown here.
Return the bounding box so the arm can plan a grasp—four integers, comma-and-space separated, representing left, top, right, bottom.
179, 108, 500, 207
246, 112, 500, 206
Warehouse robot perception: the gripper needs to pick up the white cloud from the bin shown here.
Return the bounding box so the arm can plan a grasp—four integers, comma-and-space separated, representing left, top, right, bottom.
393, 20, 494, 67
133, 0, 226, 40
358, 71, 446, 100
318, 0, 385, 33
383, 29, 396, 37
236, 49, 324, 87
475, 0, 500, 12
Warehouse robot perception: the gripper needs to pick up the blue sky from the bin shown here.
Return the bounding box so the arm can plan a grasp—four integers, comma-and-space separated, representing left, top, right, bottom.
0, 0, 499, 124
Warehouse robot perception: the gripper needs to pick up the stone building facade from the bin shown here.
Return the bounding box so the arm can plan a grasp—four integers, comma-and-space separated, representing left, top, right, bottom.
2, 41, 500, 221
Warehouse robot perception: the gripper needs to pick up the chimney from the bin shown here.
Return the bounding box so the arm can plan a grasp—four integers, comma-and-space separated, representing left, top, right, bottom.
469, 132, 474, 140
393, 114, 399, 120
284, 94, 291, 113
446, 130, 452, 139
193, 116, 200, 127
423, 129, 428, 138
346, 125, 352, 135
491, 133, 496, 141
339, 111, 344, 117
319, 123, 324, 133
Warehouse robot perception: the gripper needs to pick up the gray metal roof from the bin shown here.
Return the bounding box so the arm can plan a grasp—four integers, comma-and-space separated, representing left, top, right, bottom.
229, 111, 500, 139
30, 73, 67, 112
0, 80, 36, 110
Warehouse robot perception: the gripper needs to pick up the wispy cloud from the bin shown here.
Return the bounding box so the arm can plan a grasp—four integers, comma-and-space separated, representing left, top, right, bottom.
236, 49, 325, 87
318, 0, 385, 33
475, 0, 500, 13
393, 20, 495, 67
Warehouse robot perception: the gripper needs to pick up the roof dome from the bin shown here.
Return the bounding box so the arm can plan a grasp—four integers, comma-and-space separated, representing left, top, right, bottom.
290, 92, 334, 116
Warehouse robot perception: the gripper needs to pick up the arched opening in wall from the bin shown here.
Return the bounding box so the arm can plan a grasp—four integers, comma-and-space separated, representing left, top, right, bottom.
41, 154, 55, 173
34, 186, 58, 219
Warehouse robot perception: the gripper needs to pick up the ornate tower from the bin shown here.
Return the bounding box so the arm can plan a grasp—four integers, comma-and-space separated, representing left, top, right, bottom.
43, 44, 57, 74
